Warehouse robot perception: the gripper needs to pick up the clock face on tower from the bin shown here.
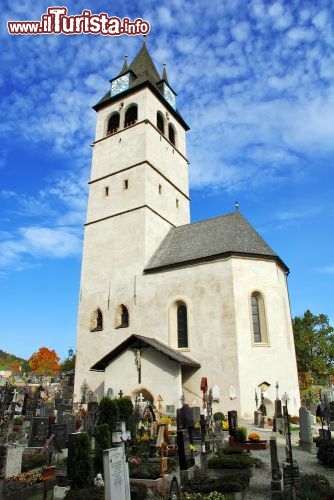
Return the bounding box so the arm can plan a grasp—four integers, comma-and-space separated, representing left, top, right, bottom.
163, 83, 176, 110
111, 73, 130, 97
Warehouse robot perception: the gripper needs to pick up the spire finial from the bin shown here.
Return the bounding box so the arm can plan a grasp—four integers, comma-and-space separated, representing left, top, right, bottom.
162, 62, 168, 82
235, 201, 239, 211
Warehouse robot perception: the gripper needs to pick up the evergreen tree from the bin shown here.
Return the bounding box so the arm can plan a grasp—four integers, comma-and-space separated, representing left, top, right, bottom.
94, 423, 111, 474
71, 432, 93, 490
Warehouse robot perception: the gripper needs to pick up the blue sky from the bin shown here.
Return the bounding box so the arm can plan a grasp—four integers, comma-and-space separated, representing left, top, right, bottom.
1, 0, 333, 362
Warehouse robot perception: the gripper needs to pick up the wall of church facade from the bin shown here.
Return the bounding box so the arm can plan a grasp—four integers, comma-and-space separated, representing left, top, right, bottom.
231, 258, 300, 417
134, 256, 300, 417
103, 348, 182, 409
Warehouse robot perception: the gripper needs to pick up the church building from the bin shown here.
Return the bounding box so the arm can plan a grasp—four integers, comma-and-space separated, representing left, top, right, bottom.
73, 40, 300, 418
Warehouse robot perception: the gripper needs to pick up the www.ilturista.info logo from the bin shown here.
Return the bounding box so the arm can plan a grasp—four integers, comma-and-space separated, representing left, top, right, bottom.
7, 7, 151, 36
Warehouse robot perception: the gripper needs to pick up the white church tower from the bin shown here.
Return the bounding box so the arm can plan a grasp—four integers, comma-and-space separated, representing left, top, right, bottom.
74, 40, 191, 401
74, 40, 300, 417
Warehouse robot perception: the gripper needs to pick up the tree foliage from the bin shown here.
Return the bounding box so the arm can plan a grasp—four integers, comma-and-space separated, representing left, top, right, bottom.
97, 396, 134, 437
28, 346, 60, 375
292, 310, 334, 378
71, 432, 93, 490
60, 354, 76, 373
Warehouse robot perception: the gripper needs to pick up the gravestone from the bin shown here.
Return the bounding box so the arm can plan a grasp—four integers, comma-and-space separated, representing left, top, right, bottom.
103, 446, 130, 500
193, 406, 201, 437
214, 420, 224, 450
85, 401, 99, 434
28, 417, 49, 447
329, 401, 334, 431
55, 398, 62, 410
270, 436, 282, 495
40, 402, 55, 417
165, 404, 176, 417
228, 410, 238, 437
50, 424, 68, 449
177, 429, 195, 470
58, 412, 76, 434
5, 445, 24, 477
299, 407, 313, 451
179, 404, 195, 444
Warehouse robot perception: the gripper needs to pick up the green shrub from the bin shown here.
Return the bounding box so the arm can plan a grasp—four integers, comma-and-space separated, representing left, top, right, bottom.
221, 446, 246, 455
183, 469, 250, 495
130, 483, 148, 499
65, 486, 104, 499
234, 426, 247, 443
213, 412, 225, 422
13, 416, 24, 425
277, 473, 334, 499
208, 453, 255, 469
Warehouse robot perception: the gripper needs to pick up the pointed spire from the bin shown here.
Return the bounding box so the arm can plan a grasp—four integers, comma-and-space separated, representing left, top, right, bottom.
161, 62, 169, 84
127, 39, 161, 86
120, 55, 128, 75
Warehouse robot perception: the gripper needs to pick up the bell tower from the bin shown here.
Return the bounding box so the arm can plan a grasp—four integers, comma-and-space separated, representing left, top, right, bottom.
74, 40, 190, 400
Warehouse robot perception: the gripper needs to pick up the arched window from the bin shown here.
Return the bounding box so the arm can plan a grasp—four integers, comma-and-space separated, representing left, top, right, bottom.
124, 105, 137, 127
251, 292, 268, 343
107, 113, 120, 135
157, 112, 165, 134
90, 308, 103, 332
177, 303, 188, 348
168, 123, 176, 145
115, 304, 129, 328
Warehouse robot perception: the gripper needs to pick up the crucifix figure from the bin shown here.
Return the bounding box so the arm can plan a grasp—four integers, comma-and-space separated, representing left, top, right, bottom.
135, 349, 141, 383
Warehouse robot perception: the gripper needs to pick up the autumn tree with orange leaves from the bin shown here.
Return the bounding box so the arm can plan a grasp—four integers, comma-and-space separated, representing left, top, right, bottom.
28, 347, 60, 375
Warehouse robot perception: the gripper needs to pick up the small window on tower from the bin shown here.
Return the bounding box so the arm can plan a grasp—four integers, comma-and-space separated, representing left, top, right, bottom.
124, 179, 129, 190
168, 123, 176, 146
107, 112, 120, 135
176, 198, 179, 208
90, 308, 103, 332
104, 187, 109, 197
159, 184, 162, 194
124, 105, 138, 127
157, 112, 165, 134
115, 304, 129, 328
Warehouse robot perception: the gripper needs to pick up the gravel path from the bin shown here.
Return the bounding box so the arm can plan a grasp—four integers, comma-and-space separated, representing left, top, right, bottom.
241, 422, 334, 499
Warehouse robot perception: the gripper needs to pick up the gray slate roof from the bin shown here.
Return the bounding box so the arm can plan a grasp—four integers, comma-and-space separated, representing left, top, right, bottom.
90, 334, 201, 372
145, 211, 288, 273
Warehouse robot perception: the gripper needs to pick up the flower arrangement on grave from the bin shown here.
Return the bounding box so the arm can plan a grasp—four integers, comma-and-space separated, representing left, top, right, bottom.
3, 471, 43, 495
158, 415, 173, 425
128, 456, 141, 465
248, 432, 261, 442
222, 421, 229, 431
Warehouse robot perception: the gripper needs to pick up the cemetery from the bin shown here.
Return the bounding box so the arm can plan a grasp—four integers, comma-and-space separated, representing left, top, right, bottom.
0, 376, 334, 499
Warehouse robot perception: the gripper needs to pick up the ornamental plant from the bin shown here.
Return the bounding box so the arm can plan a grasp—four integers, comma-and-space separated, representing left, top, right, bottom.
248, 432, 261, 442
235, 426, 247, 442
222, 421, 229, 431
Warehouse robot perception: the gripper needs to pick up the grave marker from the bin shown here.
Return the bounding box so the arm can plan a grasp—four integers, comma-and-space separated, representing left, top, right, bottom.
299, 407, 313, 451
28, 417, 49, 447
5, 445, 24, 477
103, 446, 130, 500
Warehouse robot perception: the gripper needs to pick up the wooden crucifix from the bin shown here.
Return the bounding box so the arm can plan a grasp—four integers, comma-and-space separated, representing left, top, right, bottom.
134, 348, 141, 384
